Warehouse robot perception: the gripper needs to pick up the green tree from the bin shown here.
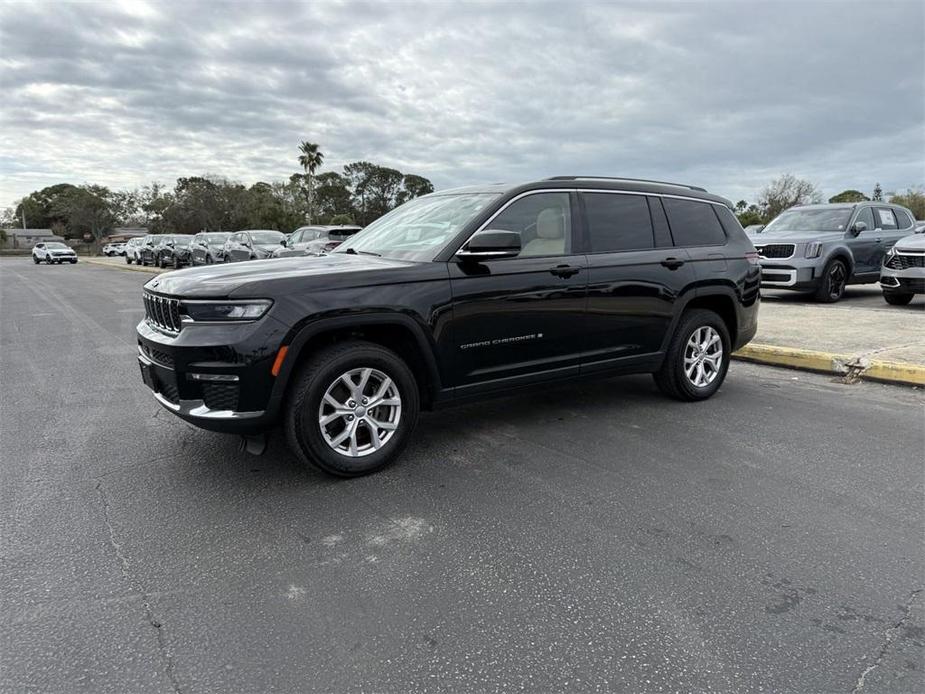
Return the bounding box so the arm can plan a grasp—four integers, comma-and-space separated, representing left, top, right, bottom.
872, 183, 883, 201
313, 172, 353, 222
759, 174, 821, 221
396, 174, 435, 205
828, 189, 869, 203
329, 213, 356, 225
889, 188, 925, 220
297, 141, 324, 224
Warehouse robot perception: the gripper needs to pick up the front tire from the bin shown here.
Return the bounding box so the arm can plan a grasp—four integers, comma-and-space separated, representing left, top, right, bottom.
653, 309, 731, 402
883, 291, 914, 306
33, 256, 40, 264
125, 255, 132, 264
284, 341, 420, 477
814, 258, 848, 303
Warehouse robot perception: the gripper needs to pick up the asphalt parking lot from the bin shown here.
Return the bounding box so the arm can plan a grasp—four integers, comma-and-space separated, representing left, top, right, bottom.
2, 257, 923, 693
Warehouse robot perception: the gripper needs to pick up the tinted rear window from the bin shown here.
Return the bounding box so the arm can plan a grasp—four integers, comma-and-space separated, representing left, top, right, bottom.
581, 193, 654, 252
663, 198, 727, 246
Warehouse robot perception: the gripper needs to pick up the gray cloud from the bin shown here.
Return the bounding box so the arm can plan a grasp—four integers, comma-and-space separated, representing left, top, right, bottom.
1, 0, 922, 208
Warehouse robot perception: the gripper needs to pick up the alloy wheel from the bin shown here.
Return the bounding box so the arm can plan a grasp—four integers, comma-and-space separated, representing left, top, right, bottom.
317, 367, 401, 458
827, 262, 846, 300
683, 326, 723, 388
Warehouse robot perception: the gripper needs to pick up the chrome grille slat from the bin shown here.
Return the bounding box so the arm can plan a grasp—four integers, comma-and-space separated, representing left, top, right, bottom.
143, 292, 182, 333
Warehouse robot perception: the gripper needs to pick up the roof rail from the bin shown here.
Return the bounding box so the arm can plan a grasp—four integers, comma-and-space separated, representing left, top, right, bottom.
546, 176, 708, 193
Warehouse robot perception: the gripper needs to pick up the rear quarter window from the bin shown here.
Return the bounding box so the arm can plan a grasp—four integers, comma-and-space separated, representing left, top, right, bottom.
662, 198, 727, 247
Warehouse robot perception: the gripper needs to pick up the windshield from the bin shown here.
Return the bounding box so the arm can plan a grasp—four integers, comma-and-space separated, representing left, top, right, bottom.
336, 193, 500, 260
250, 231, 284, 244
763, 208, 853, 233
45, 242, 68, 249
205, 233, 229, 243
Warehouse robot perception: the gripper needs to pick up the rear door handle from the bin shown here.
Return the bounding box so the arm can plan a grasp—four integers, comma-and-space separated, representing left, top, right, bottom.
660, 257, 685, 270
550, 264, 581, 278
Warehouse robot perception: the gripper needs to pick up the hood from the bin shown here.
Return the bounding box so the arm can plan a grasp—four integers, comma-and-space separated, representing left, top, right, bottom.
894, 233, 925, 252
747, 230, 843, 243
254, 243, 281, 253
144, 253, 421, 298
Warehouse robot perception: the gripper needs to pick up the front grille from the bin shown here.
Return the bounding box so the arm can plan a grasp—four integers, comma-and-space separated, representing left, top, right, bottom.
140, 343, 174, 368
755, 244, 795, 259
143, 292, 182, 332
885, 252, 925, 270
202, 383, 239, 411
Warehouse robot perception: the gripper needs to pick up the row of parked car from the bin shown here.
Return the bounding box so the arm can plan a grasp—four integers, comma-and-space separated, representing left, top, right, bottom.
119, 225, 363, 268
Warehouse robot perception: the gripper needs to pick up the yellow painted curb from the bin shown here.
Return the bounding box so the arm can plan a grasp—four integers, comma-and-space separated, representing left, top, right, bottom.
83, 258, 164, 274
733, 343, 925, 387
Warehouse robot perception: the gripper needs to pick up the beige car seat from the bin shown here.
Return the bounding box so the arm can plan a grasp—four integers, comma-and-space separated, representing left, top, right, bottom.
520, 207, 567, 256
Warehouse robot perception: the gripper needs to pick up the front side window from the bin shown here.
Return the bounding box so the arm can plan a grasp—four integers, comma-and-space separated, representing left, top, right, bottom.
489, 192, 572, 257
662, 198, 727, 246
854, 207, 875, 230
336, 193, 499, 261
582, 193, 654, 252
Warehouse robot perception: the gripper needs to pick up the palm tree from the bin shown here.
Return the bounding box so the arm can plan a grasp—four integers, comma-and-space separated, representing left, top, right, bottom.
297, 141, 324, 223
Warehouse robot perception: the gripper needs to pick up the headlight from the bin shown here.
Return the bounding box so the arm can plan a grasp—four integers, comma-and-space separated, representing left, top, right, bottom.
804, 242, 823, 259
885, 246, 897, 259
181, 300, 272, 322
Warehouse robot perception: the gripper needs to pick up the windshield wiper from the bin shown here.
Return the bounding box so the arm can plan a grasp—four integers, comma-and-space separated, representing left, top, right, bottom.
343, 248, 381, 257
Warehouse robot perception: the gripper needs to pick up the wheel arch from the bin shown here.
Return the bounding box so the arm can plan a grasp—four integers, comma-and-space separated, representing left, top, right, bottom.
273, 314, 442, 411
662, 286, 739, 354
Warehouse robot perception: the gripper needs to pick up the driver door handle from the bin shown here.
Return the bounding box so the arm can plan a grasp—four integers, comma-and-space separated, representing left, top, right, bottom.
550, 264, 581, 279
660, 257, 685, 270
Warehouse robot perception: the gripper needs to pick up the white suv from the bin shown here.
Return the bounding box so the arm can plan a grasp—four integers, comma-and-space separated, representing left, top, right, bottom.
33, 242, 78, 264
124, 237, 146, 264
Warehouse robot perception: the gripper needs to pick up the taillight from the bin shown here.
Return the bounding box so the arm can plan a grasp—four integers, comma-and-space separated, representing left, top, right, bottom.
745, 251, 761, 265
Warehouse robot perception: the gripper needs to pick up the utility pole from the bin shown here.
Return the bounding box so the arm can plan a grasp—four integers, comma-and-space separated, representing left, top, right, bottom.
21, 208, 26, 230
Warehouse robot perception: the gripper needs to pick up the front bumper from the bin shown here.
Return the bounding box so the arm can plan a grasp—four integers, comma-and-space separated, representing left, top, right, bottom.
757, 260, 818, 289
136, 313, 290, 434
880, 265, 925, 294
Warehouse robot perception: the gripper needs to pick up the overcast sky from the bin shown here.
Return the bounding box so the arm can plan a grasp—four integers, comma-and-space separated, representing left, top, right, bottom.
1, 0, 923, 209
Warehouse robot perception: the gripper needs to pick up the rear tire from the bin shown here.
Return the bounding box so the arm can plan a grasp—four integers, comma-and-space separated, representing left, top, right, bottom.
814, 258, 848, 303
883, 291, 914, 306
284, 341, 420, 477
653, 309, 731, 402
206, 255, 213, 265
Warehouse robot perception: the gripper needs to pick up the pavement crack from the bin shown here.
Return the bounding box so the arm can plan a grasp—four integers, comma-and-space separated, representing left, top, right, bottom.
851, 588, 922, 693
96, 482, 183, 693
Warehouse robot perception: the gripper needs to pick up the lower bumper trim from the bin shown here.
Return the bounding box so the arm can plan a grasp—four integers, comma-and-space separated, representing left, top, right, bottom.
152, 391, 265, 420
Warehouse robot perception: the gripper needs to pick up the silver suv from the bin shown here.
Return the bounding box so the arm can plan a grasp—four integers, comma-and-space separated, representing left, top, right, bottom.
747, 202, 917, 302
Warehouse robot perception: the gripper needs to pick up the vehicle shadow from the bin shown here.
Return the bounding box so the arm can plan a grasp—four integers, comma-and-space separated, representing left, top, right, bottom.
172, 372, 668, 489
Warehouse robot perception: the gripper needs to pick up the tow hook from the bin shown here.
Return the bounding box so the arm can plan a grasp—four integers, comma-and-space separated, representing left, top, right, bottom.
239, 432, 268, 455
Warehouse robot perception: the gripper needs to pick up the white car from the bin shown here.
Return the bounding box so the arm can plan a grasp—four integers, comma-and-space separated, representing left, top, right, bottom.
33, 242, 78, 264
880, 232, 925, 305
103, 242, 126, 256
124, 237, 146, 264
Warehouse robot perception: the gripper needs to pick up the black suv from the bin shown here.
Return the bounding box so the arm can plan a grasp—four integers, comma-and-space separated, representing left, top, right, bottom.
137, 177, 760, 476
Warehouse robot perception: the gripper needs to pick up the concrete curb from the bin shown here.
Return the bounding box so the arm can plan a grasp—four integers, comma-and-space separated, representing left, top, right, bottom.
83, 258, 163, 274
733, 344, 925, 387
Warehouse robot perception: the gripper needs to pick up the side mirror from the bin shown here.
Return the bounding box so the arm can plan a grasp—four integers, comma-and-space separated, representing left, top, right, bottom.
457, 230, 522, 260
754, 225, 765, 233
280, 239, 288, 246
850, 221, 867, 237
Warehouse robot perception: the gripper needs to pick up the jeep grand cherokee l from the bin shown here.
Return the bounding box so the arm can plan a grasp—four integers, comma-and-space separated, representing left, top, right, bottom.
137, 177, 760, 476
747, 202, 916, 302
